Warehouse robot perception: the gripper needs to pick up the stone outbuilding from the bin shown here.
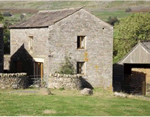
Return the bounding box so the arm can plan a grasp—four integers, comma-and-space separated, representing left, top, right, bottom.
114, 41, 150, 95
9, 8, 113, 88
0, 24, 4, 73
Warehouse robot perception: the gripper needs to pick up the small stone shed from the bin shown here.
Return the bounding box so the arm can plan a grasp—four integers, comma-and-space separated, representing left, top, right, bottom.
0, 24, 4, 73
8, 8, 113, 88
114, 41, 150, 95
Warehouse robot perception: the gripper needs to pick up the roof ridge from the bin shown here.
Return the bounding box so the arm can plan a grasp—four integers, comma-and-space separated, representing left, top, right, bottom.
9, 7, 83, 29
53, 7, 83, 24
117, 42, 150, 64
140, 42, 150, 53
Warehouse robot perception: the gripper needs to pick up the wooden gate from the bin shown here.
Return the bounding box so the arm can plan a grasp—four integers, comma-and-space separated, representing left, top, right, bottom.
128, 68, 148, 95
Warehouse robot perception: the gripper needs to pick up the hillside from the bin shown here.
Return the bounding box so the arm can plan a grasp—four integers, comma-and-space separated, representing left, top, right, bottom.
0, 1, 150, 25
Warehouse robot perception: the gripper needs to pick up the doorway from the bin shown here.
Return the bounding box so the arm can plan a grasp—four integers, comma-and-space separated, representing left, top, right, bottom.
34, 62, 43, 82
123, 63, 150, 95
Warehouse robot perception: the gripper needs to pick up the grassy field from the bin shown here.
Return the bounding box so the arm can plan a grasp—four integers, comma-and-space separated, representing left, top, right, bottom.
0, 88, 150, 116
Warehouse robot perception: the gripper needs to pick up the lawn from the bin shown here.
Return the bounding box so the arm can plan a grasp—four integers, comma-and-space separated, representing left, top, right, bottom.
0, 88, 150, 116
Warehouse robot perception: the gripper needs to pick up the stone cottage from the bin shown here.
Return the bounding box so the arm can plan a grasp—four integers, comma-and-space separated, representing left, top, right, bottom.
0, 24, 4, 73
9, 8, 113, 88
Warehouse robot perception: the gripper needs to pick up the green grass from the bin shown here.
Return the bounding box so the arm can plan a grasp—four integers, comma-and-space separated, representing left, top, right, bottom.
2, 13, 33, 25
92, 10, 131, 22
0, 88, 150, 116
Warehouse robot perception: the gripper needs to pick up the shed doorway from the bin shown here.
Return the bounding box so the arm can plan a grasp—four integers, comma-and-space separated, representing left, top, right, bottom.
123, 64, 150, 95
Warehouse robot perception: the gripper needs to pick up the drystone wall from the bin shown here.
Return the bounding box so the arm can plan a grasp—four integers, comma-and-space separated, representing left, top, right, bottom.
48, 73, 83, 90
0, 73, 28, 89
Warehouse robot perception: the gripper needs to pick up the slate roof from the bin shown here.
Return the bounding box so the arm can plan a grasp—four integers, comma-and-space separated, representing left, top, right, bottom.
9, 7, 82, 29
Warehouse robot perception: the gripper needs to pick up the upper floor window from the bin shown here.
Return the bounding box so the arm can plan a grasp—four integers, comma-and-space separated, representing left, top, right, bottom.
29, 36, 33, 53
77, 36, 85, 49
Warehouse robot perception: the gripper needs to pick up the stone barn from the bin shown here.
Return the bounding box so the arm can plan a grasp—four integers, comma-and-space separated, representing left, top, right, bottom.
9, 8, 113, 88
0, 24, 4, 73
114, 41, 150, 95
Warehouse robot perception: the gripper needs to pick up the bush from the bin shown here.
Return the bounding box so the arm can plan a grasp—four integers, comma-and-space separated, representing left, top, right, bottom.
107, 16, 119, 26
59, 56, 75, 74
125, 8, 131, 12
3, 12, 12, 17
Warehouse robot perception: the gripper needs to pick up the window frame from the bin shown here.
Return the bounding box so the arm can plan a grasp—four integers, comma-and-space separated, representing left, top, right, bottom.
28, 35, 33, 54
77, 61, 85, 75
77, 36, 86, 49
29, 36, 33, 51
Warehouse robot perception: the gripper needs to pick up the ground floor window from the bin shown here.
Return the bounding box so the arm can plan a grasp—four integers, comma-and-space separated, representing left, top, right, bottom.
77, 62, 85, 74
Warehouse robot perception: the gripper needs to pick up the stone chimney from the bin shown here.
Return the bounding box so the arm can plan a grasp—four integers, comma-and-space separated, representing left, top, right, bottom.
0, 24, 4, 73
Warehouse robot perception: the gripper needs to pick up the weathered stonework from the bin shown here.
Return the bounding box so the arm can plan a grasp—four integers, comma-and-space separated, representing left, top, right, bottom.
10, 28, 49, 76
4, 55, 11, 71
48, 9, 113, 88
9, 8, 113, 89
0, 24, 4, 73
0, 73, 28, 89
48, 73, 82, 90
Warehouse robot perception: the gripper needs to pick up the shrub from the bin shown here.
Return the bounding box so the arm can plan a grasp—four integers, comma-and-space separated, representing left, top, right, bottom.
3, 12, 12, 17
107, 16, 119, 26
59, 56, 75, 74
125, 8, 131, 12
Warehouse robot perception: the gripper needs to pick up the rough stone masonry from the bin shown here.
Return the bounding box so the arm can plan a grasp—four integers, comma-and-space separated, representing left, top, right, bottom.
9, 8, 113, 89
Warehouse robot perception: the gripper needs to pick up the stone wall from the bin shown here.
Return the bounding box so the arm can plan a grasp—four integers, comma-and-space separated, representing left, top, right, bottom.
48, 73, 84, 90
4, 55, 11, 71
0, 73, 28, 89
0, 24, 4, 73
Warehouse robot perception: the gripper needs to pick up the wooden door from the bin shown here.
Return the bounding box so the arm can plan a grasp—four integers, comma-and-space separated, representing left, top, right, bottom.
35, 62, 43, 81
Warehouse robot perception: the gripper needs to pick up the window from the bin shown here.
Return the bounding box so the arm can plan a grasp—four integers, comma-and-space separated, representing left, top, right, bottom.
77, 36, 85, 49
29, 36, 33, 52
77, 62, 85, 74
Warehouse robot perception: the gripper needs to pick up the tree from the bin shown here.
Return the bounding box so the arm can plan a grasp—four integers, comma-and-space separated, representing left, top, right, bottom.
0, 12, 3, 22
107, 16, 119, 26
0, 12, 10, 54
114, 13, 150, 63
125, 8, 131, 12
3, 26, 10, 54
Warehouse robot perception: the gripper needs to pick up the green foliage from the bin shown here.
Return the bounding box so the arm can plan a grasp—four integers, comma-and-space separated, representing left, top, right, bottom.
0, 12, 3, 23
59, 56, 75, 75
107, 16, 119, 26
0, 12, 10, 54
3, 12, 12, 17
113, 13, 150, 63
125, 8, 131, 12
3, 26, 10, 54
